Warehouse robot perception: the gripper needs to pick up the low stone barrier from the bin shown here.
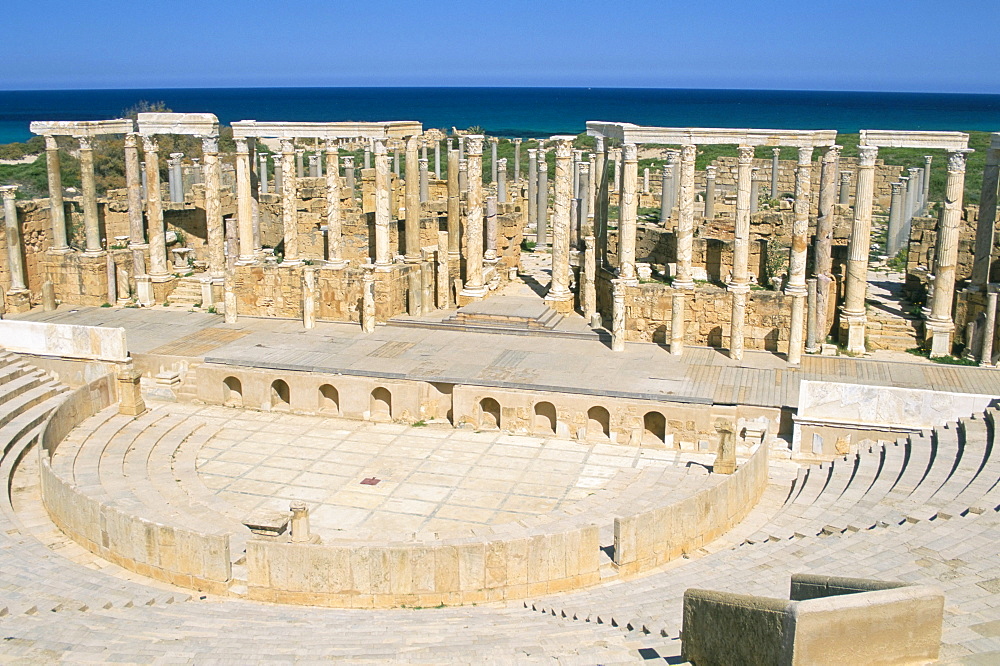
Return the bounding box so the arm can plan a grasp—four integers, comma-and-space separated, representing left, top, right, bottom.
0, 319, 128, 362
681, 574, 944, 665
612, 441, 769, 575
246, 525, 601, 608
38, 375, 232, 593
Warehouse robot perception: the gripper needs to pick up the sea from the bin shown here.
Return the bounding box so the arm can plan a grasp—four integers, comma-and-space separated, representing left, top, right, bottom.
1, 87, 999, 144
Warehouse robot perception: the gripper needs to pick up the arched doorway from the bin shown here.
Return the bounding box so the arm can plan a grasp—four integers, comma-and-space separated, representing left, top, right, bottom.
370, 387, 392, 421
270, 379, 290, 410
479, 398, 501, 430
223, 377, 242, 408
643, 411, 666, 446
587, 406, 610, 440
533, 401, 557, 435
319, 384, 339, 414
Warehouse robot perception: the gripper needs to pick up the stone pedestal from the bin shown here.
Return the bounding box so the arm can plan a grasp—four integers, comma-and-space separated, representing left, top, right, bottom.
117, 360, 146, 416
611, 279, 626, 352
713, 420, 736, 475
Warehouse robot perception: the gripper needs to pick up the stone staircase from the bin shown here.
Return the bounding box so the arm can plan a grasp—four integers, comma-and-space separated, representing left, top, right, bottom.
166, 275, 205, 308
866, 306, 923, 351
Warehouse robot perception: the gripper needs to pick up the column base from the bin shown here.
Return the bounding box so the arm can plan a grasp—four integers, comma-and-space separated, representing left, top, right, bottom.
457, 285, 488, 306
4, 289, 32, 314
81, 250, 107, 258
839, 310, 867, 354
926, 319, 955, 358
324, 259, 349, 269
544, 289, 574, 313
47, 246, 72, 256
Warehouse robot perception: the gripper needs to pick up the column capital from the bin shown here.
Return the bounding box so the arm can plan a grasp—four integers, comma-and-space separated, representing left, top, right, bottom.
527, 148, 537, 157
840, 171, 851, 182
45, 135, 60, 151
706, 165, 718, 177
342, 155, 355, 166
0, 184, 19, 201
466, 135, 484, 155
857, 145, 879, 167
554, 136, 575, 159
772, 147, 781, 156
737, 145, 755, 163
324, 139, 339, 153
406, 135, 420, 151
797, 146, 813, 165
680, 144, 696, 162
141, 135, 158, 153
77, 136, 92, 151
271, 152, 283, 166
497, 158, 507, 169
489, 136, 499, 144
824, 144, 843, 161
512, 138, 522, 145
621, 143, 638, 161
947, 149, 973, 173
459, 159, 468, 173
908, 167, 921, 177
891, 182, 903, 194
281, 138, 295, 154
578, 161, 590, 175
169, 152, 184, 160
294, 147, 305, 156
234, 137, 248, 154
537, 160, 546, 173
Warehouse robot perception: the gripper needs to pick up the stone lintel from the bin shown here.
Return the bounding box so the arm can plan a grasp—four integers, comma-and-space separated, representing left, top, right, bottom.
860, 129, 969, 151
232, 120, 422, 140
137, 113, 220, 137
586, 122, 837, 148
30, 119, 133, 137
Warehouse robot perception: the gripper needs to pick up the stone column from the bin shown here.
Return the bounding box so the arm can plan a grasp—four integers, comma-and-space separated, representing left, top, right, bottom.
813, 145, 841, 344
168, 153, 184, 202
659, 165, 671, 226
612, 149, 621, 194
393, 146, 401, 178
143, 136, 169, 277
259, 153, 269, 195
806, 277, 819, 353
308, 154, 320, 178
404, 136, 421, 262
612, 279, 626, 352
78, 136, 102, 254
750, 168, 761, 213
838, 171, 851, 205
972, 145, 999, 290
546, 137, 574, 309
887, 182, 904, 257
324, 140, 345, 266
617, 143, 639, 281
770, 147, 781, 198
446, 149, 460, 261
485, 195, 498, 261
527, 148, 538, 231
643, 167, 650, 195
274, 152, 284, 191
2, 186, 27, 291
374, 141, 392, 267
704, 166, 717, 220
594, 137, 608, 265
361, 264, 376, 332
202, 136, 224, 279
458, 159, 468, 193
981, 289, 997, 366
675, 144, 696, 288
497, 158, 508, 203
840, 145, 879, 353
436, 231, 450, 308
419, 157, 429, 203
927, 150, 971, 357
235, 138, 255, 263
579, 162, 591, 236
364, 143, 372, 170
281, 139, 300, 263
537, 155, 549, 247
459, 135, 486, 300
906, 168, 920, 222
583, 235, 597, 322
666, 151, 680, 214
343, 156, 355, 198
729, 145, 755, 360
434, 139, 441, 179
458, 136, 465, 162
513, 138, 522, 181
295, 148, 305, 178
922, 155, 933, 212
42, 136, 70, 252
302, 266, 316, 329
123, 134, 144, 249
786, 146, 813, 365
490, 137, 498, 184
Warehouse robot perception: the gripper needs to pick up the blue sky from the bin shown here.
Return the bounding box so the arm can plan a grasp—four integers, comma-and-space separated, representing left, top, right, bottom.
2, 0, 998, 92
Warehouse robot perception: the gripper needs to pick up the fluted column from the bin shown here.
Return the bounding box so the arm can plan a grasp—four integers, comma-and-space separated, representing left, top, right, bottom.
374, 141, 392, 267
2, 186, 27, 291
460, 135, 486, 299
324, 140, 345, 266
617, 143, 639, 281
234, 138, 255, 263
840, 145, 879, 353
786, 146, 813, 364
583, 235, 596, 322
729, 145, 755, 360
546, 137, 574, 307
404, 136, 421, 262
123, 133, 145, 249
78, 136, 102, 254
202, 136, 224, 278
143, 136, 168, 277
971, 142, 999, 290
446, 149, 460, 261
43, 136, 69, 251
927, 150, 971, 357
